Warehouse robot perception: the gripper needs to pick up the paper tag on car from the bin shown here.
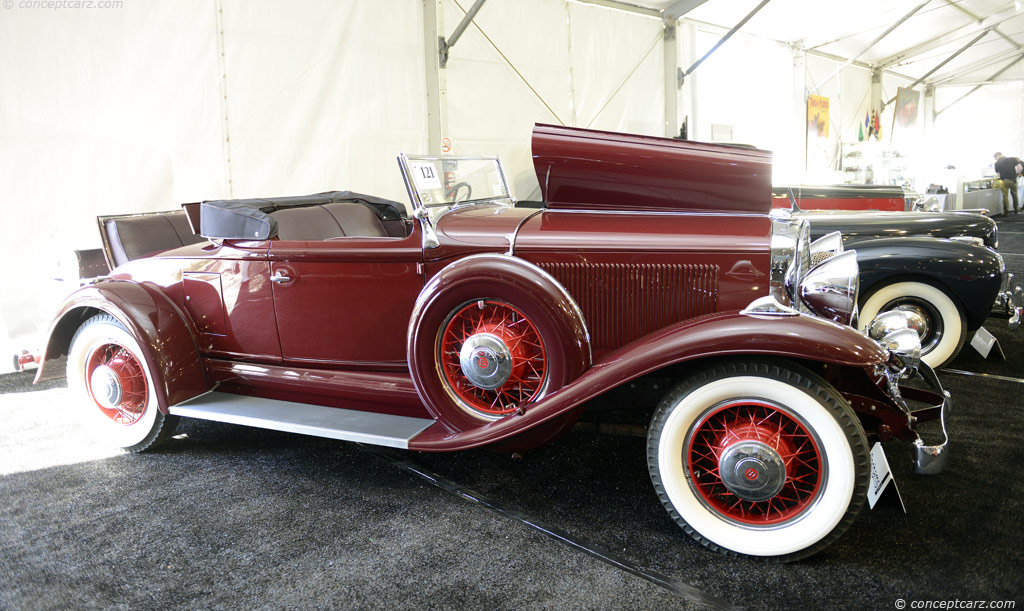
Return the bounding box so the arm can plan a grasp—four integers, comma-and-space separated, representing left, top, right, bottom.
408, 161, 442, 190
969, 326, 1004, 360
867, 442, 905, 512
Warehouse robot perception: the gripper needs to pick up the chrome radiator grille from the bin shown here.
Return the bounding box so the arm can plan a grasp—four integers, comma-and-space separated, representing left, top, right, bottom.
538, 262, 719, 350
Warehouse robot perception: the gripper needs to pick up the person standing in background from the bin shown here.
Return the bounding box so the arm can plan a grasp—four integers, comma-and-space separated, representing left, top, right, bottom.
993, 152, 1022, 214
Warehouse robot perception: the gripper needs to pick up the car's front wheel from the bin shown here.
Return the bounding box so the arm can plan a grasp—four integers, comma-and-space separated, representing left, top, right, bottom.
647, 360, 869, 562
858, 281, 967, 369
67, 314, 177, 452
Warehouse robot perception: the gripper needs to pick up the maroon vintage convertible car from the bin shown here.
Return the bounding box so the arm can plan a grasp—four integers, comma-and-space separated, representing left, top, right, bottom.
36, 125, 949, 562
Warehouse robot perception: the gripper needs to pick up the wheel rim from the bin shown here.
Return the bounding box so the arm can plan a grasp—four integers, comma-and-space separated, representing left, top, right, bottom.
85, 343, 149, 425
882, 298, 943, 353
685, 400, 825, 527
438, 299, 547, 418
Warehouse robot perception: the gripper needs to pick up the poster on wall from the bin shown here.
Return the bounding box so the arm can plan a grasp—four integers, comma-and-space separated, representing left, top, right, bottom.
807, 94, 829, 139
893, 87, 921, 130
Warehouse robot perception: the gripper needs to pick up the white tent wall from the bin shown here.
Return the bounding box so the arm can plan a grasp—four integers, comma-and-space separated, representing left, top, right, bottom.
686, 28, 806, 184
804, 53, 844, 181
0, 0, 427, 370
0, 0, 226, 370
443, 0, 665, 201
220, 0, 427, 204
0, 0, 673, 370
931, 81, 1024, 180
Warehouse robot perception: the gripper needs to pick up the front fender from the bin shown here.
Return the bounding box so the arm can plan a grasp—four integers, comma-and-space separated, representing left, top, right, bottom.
408, 311, 887, 451
853, 237, 1003, 329
34, 280, 208, 412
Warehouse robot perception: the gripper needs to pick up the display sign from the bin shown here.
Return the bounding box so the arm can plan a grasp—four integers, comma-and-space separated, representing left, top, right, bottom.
867, 442, 906, 512
408, 160, 442, 190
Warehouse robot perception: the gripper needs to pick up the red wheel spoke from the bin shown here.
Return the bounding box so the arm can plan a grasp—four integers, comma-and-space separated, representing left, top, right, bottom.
439, 300, 547, 417
687, 401, 823, 525
85, 342, 148, 426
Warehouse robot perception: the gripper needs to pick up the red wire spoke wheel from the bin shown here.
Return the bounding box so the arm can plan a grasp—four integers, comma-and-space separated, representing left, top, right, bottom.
647, 361, 869, 561
67, 314, 177, 452
686, 400, 824, 526
84, 343, 150, 425
437, 299, 548, 418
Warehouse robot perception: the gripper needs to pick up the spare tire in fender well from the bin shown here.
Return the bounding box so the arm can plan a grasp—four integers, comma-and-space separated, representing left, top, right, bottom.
407, 254, 591, 434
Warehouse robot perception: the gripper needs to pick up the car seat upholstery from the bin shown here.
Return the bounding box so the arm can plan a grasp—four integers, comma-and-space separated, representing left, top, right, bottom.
272, 202, 389, 240
102, 211, 205, 268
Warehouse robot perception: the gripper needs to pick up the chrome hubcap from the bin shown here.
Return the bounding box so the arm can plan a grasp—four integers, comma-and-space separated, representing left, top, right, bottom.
458, 333, 513, 390
717, 440, 787, 502
90, 364, 123, 409
893, 305, 931, 340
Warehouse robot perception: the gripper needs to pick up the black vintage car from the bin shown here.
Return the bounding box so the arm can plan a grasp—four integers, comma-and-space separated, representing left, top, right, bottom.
796, 209, 997, 249
777, 201, 1015, 369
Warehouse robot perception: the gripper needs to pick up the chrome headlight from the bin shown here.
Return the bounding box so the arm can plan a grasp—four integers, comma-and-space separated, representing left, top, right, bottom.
809, 231, 843, 266
797, 250, 859, 325
879, 328, 922, 372
770, 215, 811, 307
867, 311, 922, 373
868, 311, 912, 340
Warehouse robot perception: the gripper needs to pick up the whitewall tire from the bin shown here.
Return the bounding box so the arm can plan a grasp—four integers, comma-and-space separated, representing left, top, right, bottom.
858, 281, 966, 369
646, 360, 869, 562
67, 314, 177, 452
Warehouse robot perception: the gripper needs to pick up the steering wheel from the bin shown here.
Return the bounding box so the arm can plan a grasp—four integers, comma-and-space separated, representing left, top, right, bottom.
446, 182, 472, 202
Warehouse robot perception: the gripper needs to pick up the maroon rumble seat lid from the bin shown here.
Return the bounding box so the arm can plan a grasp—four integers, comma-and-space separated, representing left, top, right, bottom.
532, 124, 772, 215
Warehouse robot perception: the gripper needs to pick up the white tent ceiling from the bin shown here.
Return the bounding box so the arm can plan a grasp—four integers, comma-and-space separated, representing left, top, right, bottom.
602, 0, 1024, 86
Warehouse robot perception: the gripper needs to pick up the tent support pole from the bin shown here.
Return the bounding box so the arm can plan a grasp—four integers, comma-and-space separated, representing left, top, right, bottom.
679, 0, 772, 83
423, 0, 448, 155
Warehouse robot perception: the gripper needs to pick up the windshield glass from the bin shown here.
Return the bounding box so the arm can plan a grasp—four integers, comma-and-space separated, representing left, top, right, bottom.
401, 156, 511, 208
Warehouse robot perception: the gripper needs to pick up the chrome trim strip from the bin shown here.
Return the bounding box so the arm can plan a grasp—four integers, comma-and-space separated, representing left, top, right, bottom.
739, 295, 800, 316
505, 209, 544, 256
540, 208, 768, 218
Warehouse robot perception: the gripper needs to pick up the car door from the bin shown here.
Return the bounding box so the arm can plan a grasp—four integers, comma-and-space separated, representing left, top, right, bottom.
268, 227, 424, 370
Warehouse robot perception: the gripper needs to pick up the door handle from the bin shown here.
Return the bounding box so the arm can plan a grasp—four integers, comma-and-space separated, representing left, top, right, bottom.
270, 270, 292, 284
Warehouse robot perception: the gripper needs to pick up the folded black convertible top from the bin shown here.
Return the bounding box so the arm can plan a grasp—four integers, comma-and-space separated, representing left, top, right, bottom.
198, 191, 407, 240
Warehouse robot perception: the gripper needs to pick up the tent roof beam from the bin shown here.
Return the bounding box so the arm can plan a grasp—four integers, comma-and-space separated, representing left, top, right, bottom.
807, 0, 931, 96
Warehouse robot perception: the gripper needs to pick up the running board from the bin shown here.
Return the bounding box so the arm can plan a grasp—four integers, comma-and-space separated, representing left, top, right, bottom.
169, 392, 435, 449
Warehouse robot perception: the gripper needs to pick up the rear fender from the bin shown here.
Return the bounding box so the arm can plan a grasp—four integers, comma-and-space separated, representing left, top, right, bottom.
853, 237, 1003, 329
409, 311, 888, 451
34, 280, 208, 412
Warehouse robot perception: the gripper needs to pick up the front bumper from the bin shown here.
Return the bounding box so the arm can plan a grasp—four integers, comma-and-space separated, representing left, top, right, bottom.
906, 364, 951, 475
879, 361, 952, 475
995, 271, 1023, 328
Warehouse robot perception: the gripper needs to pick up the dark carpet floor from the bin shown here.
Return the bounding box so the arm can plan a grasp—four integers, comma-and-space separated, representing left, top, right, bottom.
2, 215, 1023, 610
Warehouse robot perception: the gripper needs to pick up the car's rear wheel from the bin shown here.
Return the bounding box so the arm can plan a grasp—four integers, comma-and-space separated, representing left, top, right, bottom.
858, 281, 967, 369
67, 314, 177, 452
647, 360, 869, 562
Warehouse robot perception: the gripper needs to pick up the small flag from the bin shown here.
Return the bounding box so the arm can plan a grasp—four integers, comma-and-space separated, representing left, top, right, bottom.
858, 122, 864, 142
